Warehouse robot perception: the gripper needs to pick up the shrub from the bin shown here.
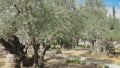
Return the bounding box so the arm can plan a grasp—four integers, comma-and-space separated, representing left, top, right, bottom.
104, 65, 109, 68
66, 59, 85, 65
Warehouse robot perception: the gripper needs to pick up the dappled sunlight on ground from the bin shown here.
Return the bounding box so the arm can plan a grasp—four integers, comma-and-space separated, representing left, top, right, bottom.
80, 51, 120, 65
0, 53, 6, 68
62, 50, 87, 56
0, 58, 5, 68
1, 49, 120, 68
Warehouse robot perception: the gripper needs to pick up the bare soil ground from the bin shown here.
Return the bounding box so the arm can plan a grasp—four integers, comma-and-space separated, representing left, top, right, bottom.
0, 52, 6, 68
44, 50, 98, 68
82, 52, 120, 65
0, 49, 120, 68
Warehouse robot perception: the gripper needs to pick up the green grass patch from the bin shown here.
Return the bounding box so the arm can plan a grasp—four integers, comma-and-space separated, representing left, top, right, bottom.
104, 65, 109, 68
66, 59, 85, 65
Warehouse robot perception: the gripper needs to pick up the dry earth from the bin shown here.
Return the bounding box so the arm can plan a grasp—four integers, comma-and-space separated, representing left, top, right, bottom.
0, 50, 120, 68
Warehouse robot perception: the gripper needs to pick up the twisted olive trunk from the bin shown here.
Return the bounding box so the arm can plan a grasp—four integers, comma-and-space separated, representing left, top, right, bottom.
32, 38, 51, 68
0, 35, 34, 67
39, 42, 51, 68
0, 36, 24, 68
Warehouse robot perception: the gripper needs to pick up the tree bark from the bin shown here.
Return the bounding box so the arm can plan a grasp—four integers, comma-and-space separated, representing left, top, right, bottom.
40, 41, 51, 68
0, 35, 34, 67
90, 39, 115, 56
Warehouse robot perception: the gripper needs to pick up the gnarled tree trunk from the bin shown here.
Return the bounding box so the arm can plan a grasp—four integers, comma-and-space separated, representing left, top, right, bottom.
90, 39, 115, 56
0, 35, 34, 68
0, 35, 51, 68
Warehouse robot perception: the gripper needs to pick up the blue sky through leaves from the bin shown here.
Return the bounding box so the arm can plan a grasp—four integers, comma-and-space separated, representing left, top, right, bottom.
78, 0, 120, 18
103, 0, 120, 8
102, 0, 120, 18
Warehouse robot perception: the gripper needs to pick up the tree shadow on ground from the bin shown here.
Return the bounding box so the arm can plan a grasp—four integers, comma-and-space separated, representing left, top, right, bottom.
44, 55, 98, 68
45, 55, 65, 62
0, 62, 5, 68
0, 53, 5, 58
86, 58, 113, 64
44, 62, 98, 68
